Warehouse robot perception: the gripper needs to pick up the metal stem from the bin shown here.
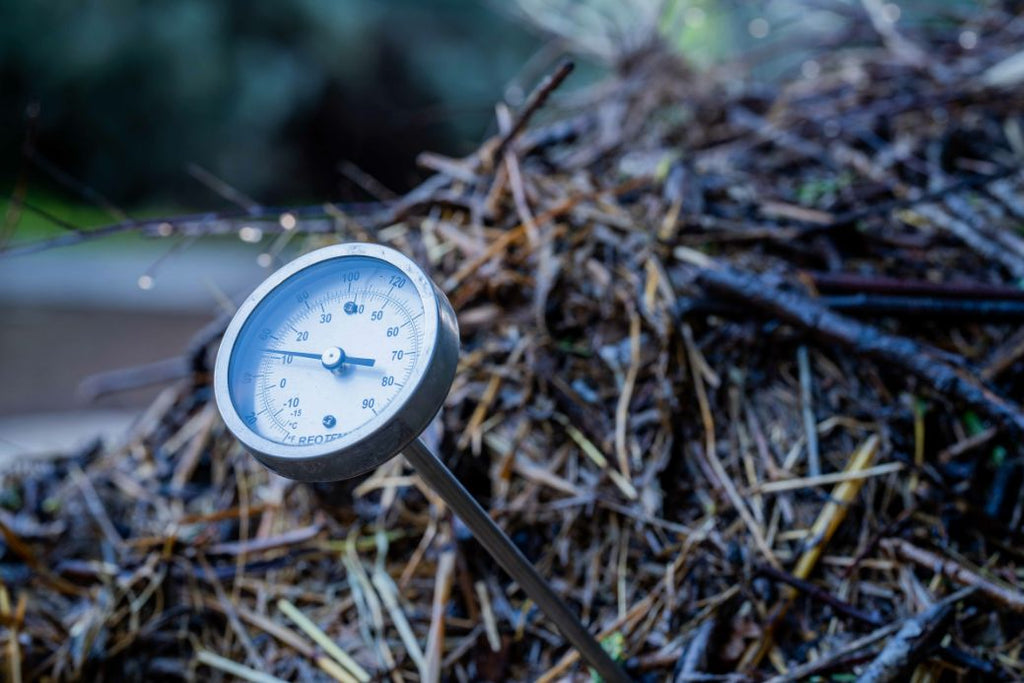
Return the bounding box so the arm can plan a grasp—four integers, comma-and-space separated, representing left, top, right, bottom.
403, 437, 630, 683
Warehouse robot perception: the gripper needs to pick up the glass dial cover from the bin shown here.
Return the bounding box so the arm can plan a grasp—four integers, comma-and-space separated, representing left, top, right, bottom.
214, 243, 459, 481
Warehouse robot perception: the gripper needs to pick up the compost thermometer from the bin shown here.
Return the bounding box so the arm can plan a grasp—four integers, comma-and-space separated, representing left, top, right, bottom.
214, 243, 629, 682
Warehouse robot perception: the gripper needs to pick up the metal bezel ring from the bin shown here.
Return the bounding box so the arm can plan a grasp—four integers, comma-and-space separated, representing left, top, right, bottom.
213, 242, 460, 482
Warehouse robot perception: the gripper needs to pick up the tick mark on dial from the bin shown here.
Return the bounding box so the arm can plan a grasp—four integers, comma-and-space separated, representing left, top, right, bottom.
401, 312, 424, 327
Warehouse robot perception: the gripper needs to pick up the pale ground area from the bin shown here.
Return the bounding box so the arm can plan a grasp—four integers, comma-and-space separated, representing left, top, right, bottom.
0, 410, 135, 467
0, 237, 271, 458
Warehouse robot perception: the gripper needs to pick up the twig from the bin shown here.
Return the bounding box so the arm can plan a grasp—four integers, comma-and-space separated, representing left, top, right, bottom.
987, 176, 1024, 219
742, 435, 881, 669
187, 163, 261, 214
416, 152, 480, 184
981, 327, 1024, 381
0, 585, 23, 683
496, 102, 540, 245
170, 403, 218, 492
854, 589, 972, 683
823, 295, 1024, 323
338, 160, 398, 201
755, 564, 883, 626
765, 622, 902, 683
0, 518, 85, 596
614, 310, 642, 484
914, 204, 1024, 280
200, 596, 312, 657
937, 427, 998, 462
753, 461, 903, 494
883, 539, 1024, 613
682, 292, 1024, 323
860, 0, 928, 67
698, 267, 1024, 435
554, 414, 638, 499
493, 60, 575, 160
674, 617, 716, 682
16, 199, 87, 234
808, 271, 1024, 301
23, 143, 130, 222
342, 538, 400, 682
277, 599, 371, 682
475, 581, 502, 653
195, 650, 288, 683
424, 525, 457, 682
371, 568, 428, 677
1, 201, 376, 257
797, 346, 821, 477
207, 522, 322, 557
945, 193, 1024, 262
458, 339, 527, 453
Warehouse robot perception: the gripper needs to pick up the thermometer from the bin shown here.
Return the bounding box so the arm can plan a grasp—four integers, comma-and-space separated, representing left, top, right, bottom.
214, 243, 629, 682
215, 243, 459, 481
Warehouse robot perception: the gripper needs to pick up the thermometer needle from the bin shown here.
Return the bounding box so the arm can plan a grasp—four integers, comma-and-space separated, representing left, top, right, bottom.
265, 348, 376, 367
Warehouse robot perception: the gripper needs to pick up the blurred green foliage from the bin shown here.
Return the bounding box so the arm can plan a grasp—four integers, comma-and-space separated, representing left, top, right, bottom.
0, 0, 542, 207
1, 0, 983, 217
659, 0, 733, 66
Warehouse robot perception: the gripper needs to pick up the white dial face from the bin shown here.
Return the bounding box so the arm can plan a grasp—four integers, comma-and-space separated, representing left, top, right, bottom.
227, 255, 426, 448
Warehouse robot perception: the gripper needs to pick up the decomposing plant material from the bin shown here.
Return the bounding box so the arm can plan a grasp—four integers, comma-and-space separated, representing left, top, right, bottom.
699, 267, 1024, 434
3, 2, 1024, 681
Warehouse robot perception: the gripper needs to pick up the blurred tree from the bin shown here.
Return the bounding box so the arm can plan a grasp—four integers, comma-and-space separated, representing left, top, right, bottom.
0, 0, 542, 206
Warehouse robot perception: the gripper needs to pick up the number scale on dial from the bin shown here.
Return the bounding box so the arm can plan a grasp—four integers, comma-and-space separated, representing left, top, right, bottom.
228, 257, 425, 446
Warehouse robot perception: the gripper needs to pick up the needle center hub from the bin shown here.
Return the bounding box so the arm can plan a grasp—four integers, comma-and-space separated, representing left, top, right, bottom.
321, 346, 345, 370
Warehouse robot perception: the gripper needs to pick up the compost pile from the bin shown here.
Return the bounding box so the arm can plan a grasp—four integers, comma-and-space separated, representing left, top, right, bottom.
5, 3, 1024, 681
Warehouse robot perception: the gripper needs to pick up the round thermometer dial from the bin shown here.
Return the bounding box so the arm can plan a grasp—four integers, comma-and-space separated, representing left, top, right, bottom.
214, 243, 459, 481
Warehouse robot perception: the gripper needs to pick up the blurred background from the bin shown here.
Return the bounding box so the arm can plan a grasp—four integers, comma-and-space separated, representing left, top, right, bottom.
0, 0, 977, 457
